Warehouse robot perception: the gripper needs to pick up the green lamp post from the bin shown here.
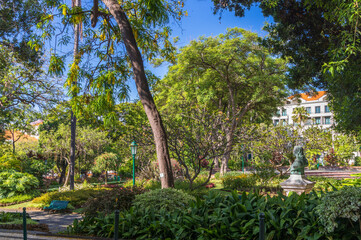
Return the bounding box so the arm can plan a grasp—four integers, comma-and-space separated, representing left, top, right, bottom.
130, 141, 138, 186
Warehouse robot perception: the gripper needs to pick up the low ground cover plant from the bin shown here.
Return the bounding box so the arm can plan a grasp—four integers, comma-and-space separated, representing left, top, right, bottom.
0, 212, 37, 225
67, 188, 361, 239
133, 188, 195, 212
0, 194, 39, 206
82, 186, 146, 216
222, 174, 254, 190
32, 188, 108, 208
316, 186, 361, 234
0, 171, 39, 199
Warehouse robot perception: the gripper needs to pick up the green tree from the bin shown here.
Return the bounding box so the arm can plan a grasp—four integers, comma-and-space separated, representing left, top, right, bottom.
39, 124, 111, 185
35, 0, 188, 188
93, 152, 119, 184
212, 0, 361, 134
0, 44, 61, 113
3, 104, 35, 154
157, 28, 288, 176
251, 124, 299, 176
303, 126, 332, 165
292, 107, 309, 127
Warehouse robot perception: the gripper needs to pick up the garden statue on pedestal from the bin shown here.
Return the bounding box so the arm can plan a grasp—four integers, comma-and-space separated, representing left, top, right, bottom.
290, 146, 308, 175
280, 145, 315, 195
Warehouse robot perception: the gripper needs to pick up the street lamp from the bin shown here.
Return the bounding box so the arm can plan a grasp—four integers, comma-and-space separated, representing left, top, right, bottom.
130, 141, 138, 186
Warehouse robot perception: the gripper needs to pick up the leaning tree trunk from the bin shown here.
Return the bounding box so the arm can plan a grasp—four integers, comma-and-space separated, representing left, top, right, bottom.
101, 0, 174, 188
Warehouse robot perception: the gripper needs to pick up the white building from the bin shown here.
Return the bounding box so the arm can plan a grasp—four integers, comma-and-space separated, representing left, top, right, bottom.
272, 91, 334, 128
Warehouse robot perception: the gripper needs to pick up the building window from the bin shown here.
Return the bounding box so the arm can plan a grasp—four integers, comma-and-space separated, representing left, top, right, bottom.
276, 109, 280, 116
325, 105, 330, 113
282, 120, 287, 126
315, 106, 320, 113
282, 109, 287, 116
324, 117, 331, 125
305, 118, 312, 125
306, 107, 311, 114
315, 117, 321, 125
274, 120, 279, 126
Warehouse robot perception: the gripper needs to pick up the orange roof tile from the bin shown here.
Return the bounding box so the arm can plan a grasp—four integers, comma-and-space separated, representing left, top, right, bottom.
288, 91, 327, 101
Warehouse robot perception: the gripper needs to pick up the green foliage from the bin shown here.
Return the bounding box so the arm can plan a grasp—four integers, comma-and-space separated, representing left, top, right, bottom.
0, 171, 39, 199
82, 187, 146, 216
93, 152, 119, 175
0, 194, 38, 206
316, 186, 361, 234
214, 0, 361, 133
123, 178, 161, 190
68, 190, 360, 239
307, 176, 342, 192
0, 152, 21, 172
222, 174, 254, 190
31, 188, 108, 208
133, 188, 195, 212
354, 156, 361, 166
0, 212, 31, 224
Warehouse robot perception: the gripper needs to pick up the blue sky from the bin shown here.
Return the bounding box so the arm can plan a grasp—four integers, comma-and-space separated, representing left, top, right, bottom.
128, 0, 271, 100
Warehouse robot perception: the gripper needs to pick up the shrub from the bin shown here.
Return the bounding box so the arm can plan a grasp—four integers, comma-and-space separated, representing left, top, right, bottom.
222, 174, 254, 190
32, 188, 108, 208
82, 186, 146, 216
0, 194, 39, 206
58, 182, 92, 192
354, 156, 361, 166
69, 191, 346, 239
133, 188, 195, 212
316, 186, 361, 234
0, 171, 39, 198
123, 178, 161, 190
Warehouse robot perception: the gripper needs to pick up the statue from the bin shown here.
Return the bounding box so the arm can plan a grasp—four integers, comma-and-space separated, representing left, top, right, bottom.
290, 146, 308, 175
280, 145, 315, 195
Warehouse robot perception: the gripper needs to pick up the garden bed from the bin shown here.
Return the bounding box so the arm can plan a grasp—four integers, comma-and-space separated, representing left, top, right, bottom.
0, 223, 49, 232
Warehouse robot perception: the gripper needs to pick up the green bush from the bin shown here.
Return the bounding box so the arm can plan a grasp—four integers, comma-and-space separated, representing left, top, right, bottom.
316, 186, 361, 234
0, 194, 39, 206
222, 174, 254, 190
68, 189, 361, 239
123, 178, 161, 190
32, 188, 108, 208
133, 188, 195, 212
0, 171, 39, 198
308, 176, 342, 192
354, 156, 361, 166
82, 186, 146, 216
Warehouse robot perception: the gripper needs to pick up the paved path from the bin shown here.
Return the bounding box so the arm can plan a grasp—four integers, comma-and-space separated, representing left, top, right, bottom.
0, 209, 82, 234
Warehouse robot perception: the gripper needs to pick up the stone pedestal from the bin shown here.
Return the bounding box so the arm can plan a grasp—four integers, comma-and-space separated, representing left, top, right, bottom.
280, 175, 315, 195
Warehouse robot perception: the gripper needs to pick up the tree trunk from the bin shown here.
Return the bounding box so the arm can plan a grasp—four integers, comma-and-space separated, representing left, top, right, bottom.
220, 130, 234, 176
64, 166, 70, 187
101, 0, 174, 188
69, 0, 81, 190
69, 111, 76, 189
